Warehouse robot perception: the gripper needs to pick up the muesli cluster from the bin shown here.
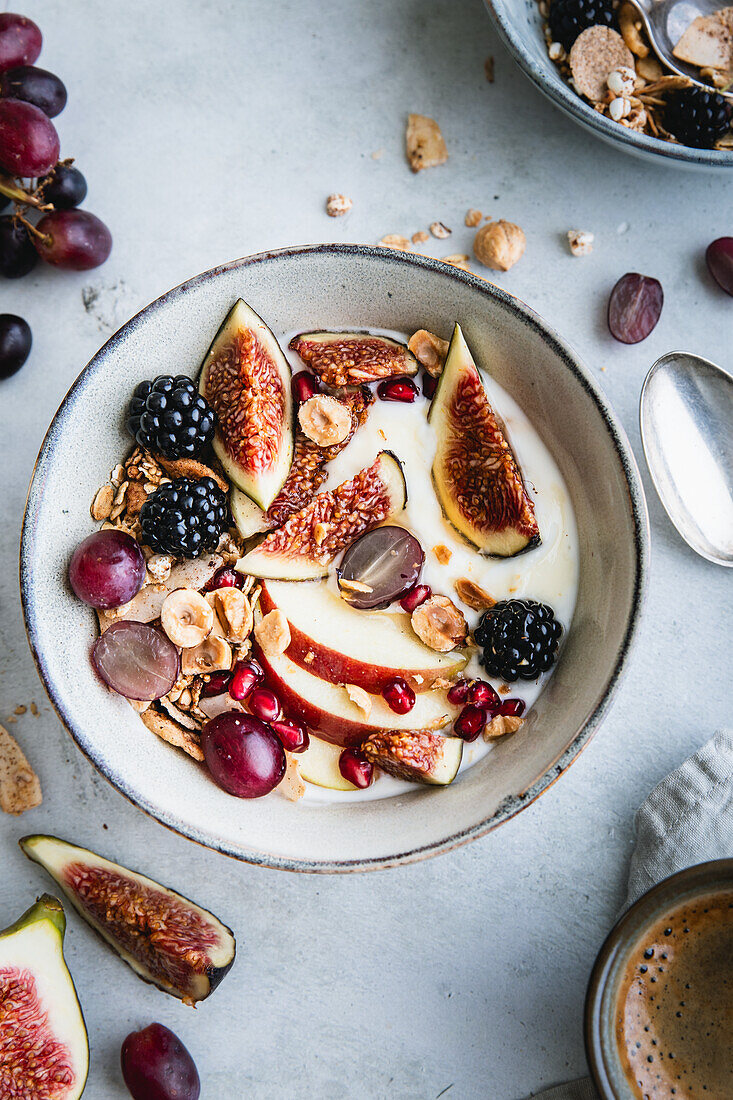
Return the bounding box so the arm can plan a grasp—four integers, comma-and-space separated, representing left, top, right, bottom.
538, 1, 733, 149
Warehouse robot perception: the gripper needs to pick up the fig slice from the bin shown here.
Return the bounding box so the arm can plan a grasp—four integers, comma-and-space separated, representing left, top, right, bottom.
20, 835, 236, 1006
289, 331, 418, 387
199, 298, 293, 509
362, 729, 463, 785
428, 324, 540, 557
236, 451, 407, 580
0, 894, 89, 1099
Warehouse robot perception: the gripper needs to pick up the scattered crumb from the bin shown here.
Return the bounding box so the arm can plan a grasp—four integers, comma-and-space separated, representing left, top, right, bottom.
484, 55, 495, 82
372, 149, 384, 160
378, 234, 412, 252
345, 683, 372, 716
567, 229, 594, 256
326, 193, 352, 217
304, 650, 315, 665
5, 715, 16, 724
430, 221, 452, 239
14, 706, 27, 716
0, 723, 42, 815
498, 684, 510, 695
405, 113, 449, 172
442, 253, 471, 271
412, 230, 429, 244
433, 544, 452, 565
30, 702, 39, 717
465, 208, 482, 228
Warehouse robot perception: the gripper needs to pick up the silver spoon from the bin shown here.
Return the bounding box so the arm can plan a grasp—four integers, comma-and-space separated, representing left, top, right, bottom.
640, 351, 733, 566
623, 0, 733, 99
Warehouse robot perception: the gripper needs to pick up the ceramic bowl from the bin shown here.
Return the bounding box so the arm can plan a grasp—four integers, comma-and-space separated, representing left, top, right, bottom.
485, 1, 733, 170
21, 244, 648, 872
585, 859, 733, 1098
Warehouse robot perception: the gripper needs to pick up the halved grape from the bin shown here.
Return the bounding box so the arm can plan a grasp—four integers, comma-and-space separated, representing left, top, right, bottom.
338, 525, 425, 610
201, 712, 285, 798
706, 237, 733, 298
121, 1023, 200, 1100
0, 14, 42, 74
0, 97, 59, 176
33, 209, 112, 270
92, 621, 179, 701
0, 65, 67, 117
69, 529, 146, 609
608, 273, 663, 344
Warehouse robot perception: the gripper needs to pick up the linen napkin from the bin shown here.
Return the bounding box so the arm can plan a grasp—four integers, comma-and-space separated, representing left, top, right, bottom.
523, 729, 733, 1100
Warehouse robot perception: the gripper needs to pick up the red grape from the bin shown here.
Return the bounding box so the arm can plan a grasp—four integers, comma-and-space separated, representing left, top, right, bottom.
0, 97, 58, 176
92, 621, 179, 701
33, 209, 112, 270
121, 1023, 200, 1100
0, 313, 30, 378
69, 529, 146, 609
201, 712, 286, 798
607, 273, 663, 344
706, 237, 733, 298
338, 525, 424, 609
0, 215, 37, 277
1, 65, 67, 117
0, 14, 42, 74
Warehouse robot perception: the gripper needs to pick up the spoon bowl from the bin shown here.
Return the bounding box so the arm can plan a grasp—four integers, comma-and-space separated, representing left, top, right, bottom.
640, 351, 733, 566
624, 0, 733, 99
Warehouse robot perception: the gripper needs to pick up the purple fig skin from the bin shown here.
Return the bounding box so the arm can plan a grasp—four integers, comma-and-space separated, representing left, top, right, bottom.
121, 1023, 200, 1100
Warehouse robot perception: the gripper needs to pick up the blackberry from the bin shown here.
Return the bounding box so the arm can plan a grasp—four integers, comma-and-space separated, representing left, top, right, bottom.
474, 599, 562, 682
140, 477, 228, 558
664, 88, 731, 150
127, 375, 215, 460
548, 0, 617, 51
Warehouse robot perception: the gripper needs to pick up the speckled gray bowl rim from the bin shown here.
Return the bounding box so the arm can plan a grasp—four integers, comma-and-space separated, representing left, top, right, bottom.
584, 858, 733, 1098
20, 244, 649, 873
484, 1, 733, 170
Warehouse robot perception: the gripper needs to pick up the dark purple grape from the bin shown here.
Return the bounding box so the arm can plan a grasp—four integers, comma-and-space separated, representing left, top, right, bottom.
0, 194, 9, 212
0, 215, 36, 277
33, 209, 112, 270
201, 712, 286, 798
92, 621, 180, 701
69, 529, 146, 609
608, 273, 663, 344
0, 14, 42, 74
39, 163, 86, 209
0, 97, 59, 176
121, 1023, 200, 1100
1, 65, 67, 117
0, 312, 30, 378
706, 237, 733, 298
337, 525, 425, 609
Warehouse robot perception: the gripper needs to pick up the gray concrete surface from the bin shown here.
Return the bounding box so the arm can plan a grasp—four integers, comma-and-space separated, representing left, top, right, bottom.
1, 1, 731, 1096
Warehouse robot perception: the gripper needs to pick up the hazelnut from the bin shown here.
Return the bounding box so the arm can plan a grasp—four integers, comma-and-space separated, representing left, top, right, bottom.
473, 220, 526, 271
454, 577, 496, 611
411, 596, 467, 653
160, 589, 214, 648
407, 329, 449, 376
180, 634, 232, 676
567, 229, 594, 257
210, 587, 253, 643
298, 394, 352, 447
326, 193, 352, 217
254, 609, 291, 657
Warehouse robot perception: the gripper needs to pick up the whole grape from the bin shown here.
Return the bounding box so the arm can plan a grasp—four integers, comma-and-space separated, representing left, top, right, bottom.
1, 65, 67, 117
39, 164, 87, 210
0, 14, 42, 74
0, 215, 37, 278
0, 313, 31, 378
33, 209, 112, 270
0, 97, 59, 176
121, 1024, 200, 1100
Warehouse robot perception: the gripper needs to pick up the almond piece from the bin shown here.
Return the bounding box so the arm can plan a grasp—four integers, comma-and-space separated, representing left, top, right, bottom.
345, 683, 372, 716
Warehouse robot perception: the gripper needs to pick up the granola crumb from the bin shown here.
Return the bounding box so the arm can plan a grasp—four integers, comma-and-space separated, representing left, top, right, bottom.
0, 723, 42, 814
326, 193, 353, 217
378, 234, 412, 252
433, 543, 452, 565
412, 230, 430, 244
303, 650, 315, 665
14, 705, 27, 716
567, 229, 595, 256
30, 702, 39, 717
372, 149, 384, 160
430, 221, 452, 239
465, 208, 483, 228
91, 484, 114, 521
405, 113, 449, 172
484, 55, 495, 82
484, 714, 524, 740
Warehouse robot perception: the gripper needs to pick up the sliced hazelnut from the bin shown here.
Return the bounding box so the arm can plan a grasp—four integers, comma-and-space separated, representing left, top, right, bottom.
411, 596, 467, 653
211, 587, 253, 643
406, 113, 449, 172
430, 221, 452, 239
254, 609, 291, 657
181, 634, 233, 676
408, 329, 449, 376
474, 221, 526, 271
454, 577, 496, 611
298, 395, 352, 447
161, 589, 214, 648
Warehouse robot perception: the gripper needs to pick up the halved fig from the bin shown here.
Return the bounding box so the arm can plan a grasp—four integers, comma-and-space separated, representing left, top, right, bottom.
429, 324, 540, 557
289, 331, 418, 387
0, 894, 89, 1099
362, 729, 463, 785
20, 834, 236, 1006
236, 451, 407, 580
199, 299, 293, 509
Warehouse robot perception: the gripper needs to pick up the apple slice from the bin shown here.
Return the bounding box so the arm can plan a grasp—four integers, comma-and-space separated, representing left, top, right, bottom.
260, 579, 466, 693
298, 736, 358, 791
255, 640, 459, 749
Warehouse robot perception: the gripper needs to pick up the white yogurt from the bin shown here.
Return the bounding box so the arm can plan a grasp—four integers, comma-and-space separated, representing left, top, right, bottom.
281, 330, 579, 802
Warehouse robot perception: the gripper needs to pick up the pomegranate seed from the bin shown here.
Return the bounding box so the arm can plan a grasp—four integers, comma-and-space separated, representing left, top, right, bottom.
270, 718, 310, 753
204, 566, 245, 592
382, 676, 415, 714
466, 680, 500, 710
422, 371, 438, 399
248, 687, 282, 722
377, 377, 418, 403
200, 670, 233, 697
454, 704, 486, 742
339, 748, 374, 789
400, 584, 431, 612
500, 698, 525, 717
447, 679, 470, 705
229, 659, 263, 701
608, 273, 663, 344
291, 371, 319, 404
706, 237, 733, 297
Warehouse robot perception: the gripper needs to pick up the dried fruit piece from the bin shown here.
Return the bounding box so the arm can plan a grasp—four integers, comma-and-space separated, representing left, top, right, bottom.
405, 112, 449, 172
411, 595, 467, 653
362, 729, 463, 785
298, 393, 352, 446
608, 273, 663, 344
121, 1023, 200, 1100
408, 329, 449, 376
20, 835, 236, 1004
236, 452, 406, 580
199, 298, 293, 509
289, 331, 417, 387
0, 894, 89, 1099
0, 722, 41, 814
161, 589, 214, 648
429, 325, 540, 555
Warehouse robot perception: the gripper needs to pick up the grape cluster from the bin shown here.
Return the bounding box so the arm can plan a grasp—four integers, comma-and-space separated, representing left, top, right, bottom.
0, 13, 113, 379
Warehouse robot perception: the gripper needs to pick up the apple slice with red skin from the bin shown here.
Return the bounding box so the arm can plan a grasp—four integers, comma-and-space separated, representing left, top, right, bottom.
259, 578, 466, 694
254, 639, 459, 749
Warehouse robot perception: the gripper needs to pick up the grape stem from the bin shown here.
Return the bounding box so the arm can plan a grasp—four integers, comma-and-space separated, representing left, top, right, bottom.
0, 172, 45, 208
15, 212, 51, 245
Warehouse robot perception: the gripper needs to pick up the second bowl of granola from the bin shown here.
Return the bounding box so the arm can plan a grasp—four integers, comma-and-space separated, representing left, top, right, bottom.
21, 244, 648, 871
